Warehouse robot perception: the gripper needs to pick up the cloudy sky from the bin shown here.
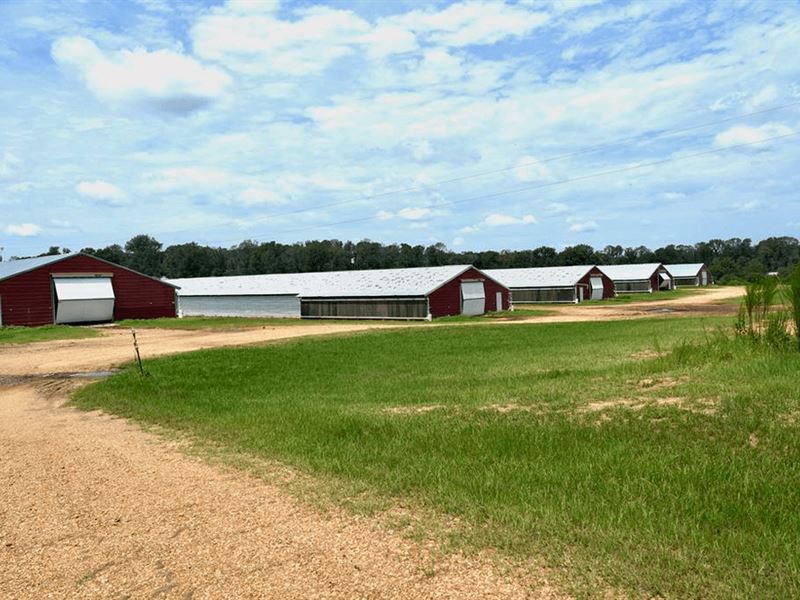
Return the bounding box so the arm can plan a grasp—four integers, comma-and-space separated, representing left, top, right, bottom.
1, 0, 799, 257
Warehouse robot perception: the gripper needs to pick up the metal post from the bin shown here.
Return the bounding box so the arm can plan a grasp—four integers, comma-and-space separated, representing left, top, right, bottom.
131, 328, 145, 376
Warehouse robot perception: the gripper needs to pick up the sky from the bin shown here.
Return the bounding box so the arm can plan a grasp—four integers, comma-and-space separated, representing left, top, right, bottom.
1, 0, 799, 258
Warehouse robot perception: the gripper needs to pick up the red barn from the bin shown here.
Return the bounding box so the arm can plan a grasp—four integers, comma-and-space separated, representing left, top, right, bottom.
484, 265, 615, 303
0, 253, 177, 327
169, 264, 510, 320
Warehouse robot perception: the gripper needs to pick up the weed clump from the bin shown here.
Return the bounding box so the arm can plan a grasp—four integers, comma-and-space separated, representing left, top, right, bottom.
735, 271, 798, 351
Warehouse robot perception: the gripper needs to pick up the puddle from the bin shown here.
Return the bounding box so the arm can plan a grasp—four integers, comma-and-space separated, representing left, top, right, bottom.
67, 370, 119, 379
0, 369, 119, 387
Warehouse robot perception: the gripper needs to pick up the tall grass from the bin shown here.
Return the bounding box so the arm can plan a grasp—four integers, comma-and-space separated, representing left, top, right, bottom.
735, 276, 793, 350
786, 264, 800, 351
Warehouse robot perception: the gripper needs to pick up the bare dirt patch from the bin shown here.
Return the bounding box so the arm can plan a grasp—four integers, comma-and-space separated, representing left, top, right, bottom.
479, 403, 542, 414
629, 376, 687, 391
582, 396, 717, 415
629, 349, 669, 361
383, 404, 446, 415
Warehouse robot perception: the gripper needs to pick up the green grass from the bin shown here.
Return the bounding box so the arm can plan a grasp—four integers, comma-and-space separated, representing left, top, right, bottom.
73, 318, 800, 598
118, 311, 553, 330
115, 316, 396, 330
436, 308, 555, 322
0, 324, 99, 345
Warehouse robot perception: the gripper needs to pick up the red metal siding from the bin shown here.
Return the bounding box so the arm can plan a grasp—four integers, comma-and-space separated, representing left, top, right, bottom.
0, 254, 176, 326
426, 267, 510, 317
577, 267, 615, 300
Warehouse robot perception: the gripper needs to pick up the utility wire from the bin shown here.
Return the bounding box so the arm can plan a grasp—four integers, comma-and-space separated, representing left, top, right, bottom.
258, 100, 800, 220
128, 100, 800, 242
267, 130, 800, 236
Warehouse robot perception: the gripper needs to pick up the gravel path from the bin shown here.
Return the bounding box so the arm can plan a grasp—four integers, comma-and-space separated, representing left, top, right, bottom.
0, 323, 566, 599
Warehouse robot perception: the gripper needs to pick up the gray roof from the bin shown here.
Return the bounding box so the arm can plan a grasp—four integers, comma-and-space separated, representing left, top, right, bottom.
664, 263, 705, 278
168, 265, 479, 298
600, 263, 668, 281
0, 254, 71, 282
484, 265, 597, 289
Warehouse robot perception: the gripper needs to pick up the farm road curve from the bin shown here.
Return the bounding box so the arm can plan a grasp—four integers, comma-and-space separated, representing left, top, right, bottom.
0, 321, 565, 599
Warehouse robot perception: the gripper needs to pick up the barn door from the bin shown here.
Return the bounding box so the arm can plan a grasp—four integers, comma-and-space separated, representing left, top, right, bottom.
658, 272, 672, 290
461, 281, 485, 316
700, 271, 708, 285
53, 277, 115, 323
590, 277, 604, 300
495, 291, 503, 311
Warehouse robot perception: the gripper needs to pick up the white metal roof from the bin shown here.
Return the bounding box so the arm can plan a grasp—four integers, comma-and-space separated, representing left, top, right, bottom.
600, 263, 667, 281
484, 265, 596, 289
0, 254, 70, 282
664, 263, 705, 278
168, 265, 477, 298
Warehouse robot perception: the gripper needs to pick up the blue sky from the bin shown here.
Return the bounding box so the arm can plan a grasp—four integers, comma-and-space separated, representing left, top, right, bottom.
1, 0, 799, 257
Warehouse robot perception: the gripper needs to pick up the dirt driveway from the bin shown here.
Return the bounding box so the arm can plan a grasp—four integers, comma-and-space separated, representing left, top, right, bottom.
0, 322, 403, 376
512, 285, 743, 324
0, 321, 565, 599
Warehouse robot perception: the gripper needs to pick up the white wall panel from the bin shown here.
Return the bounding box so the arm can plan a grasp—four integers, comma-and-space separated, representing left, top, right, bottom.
178, 295, 300, 318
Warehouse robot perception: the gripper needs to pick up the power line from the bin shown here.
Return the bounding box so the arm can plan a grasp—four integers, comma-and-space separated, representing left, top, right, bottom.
266, 130, 800, 236
258, 100, 800, 220
173, 100, 799, 240
127, 100, 800, 242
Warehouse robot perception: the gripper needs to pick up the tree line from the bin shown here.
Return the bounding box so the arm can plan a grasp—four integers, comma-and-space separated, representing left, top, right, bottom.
15, 234, 800, 284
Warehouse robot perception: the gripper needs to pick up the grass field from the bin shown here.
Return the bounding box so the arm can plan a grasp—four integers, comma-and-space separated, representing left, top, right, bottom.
74, 318, 800, 598
0, 324, 99, 345
117, 310, 554, 330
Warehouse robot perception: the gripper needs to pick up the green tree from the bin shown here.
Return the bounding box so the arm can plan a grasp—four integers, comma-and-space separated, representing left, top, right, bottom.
124, 235, 163, 277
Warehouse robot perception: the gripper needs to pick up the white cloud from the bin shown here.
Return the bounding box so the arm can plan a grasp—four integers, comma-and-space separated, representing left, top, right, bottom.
748, 85, 779, 108
514, 156, 554, 182
192, 5, 372, 75
146, 166, 236, 192
376, 210, 394, 221
543, 202, 569, 215
483, 213, 537, 226
569, 220, 598, 233
714, 122, 794, 148
398, 207, 432, 220
410, 140, 434, 161
5, 223, 42, 236
459, 225, 480, 234
0, 150, 22, 179
76, 180, 127, 204
732, 199, 767, 212
389, 1, 549, 47
239, 186, 286, 205
662, 192, 686, 201
6, 181, 33, 193
52, 36, 232, 114
452, 236, 465, 246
